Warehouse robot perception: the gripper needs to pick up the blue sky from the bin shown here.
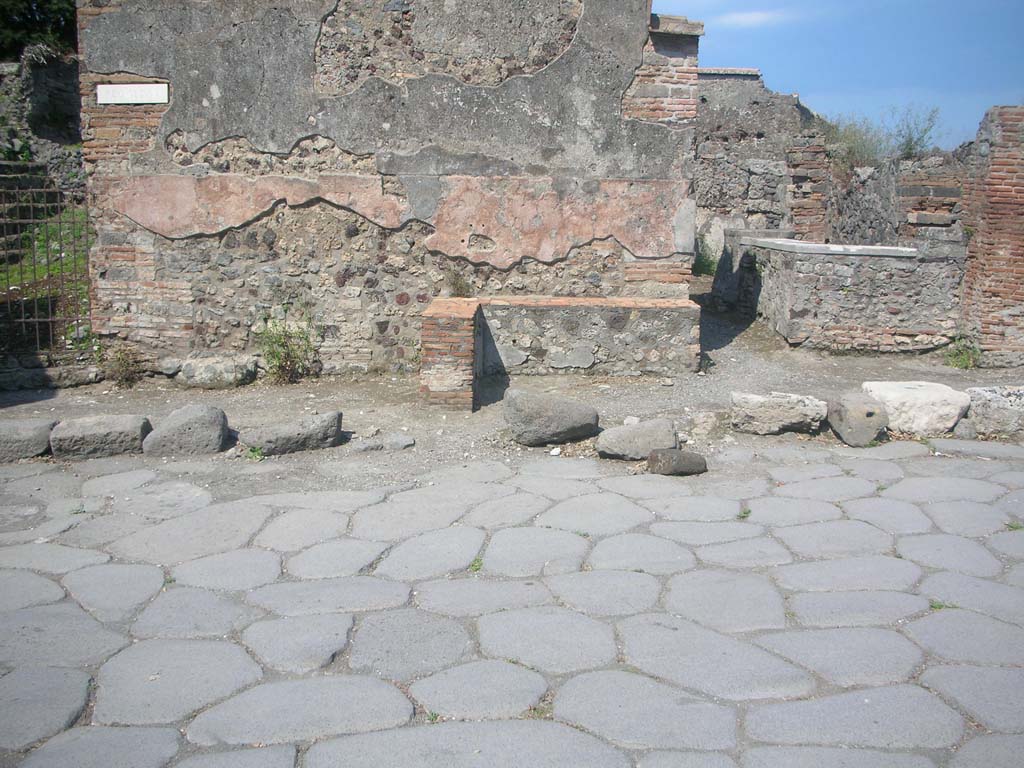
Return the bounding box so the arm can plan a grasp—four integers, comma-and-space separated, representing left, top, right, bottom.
652, 0, 1024, 147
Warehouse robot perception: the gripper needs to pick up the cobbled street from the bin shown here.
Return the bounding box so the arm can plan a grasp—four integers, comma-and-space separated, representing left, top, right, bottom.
1, 434, 1023, 767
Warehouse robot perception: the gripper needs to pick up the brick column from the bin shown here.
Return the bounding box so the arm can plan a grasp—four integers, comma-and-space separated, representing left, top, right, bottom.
786, 138, 830, 242
962, 106, 1024, 366
622, 15, 703, 126
419, 299, 480, 409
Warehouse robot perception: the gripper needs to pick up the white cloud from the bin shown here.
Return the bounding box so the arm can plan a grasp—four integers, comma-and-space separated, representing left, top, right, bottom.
712, 10, 793, 28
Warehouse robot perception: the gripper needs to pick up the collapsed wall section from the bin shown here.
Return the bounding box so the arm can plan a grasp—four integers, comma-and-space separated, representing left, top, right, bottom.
76, 0, 701, 373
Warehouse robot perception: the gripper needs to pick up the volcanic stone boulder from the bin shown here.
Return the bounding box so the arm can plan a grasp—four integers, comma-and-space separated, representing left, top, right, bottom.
503, 390, 600, 447
0, 419, 57, 462
965, 386, 1024, 437
143, 405, 230, 457
239, 412, 343, 456
648, 449, 708, 476
829, 393, 889, 447
731, 392, 827, 435
862, 382, 970, 437
596, 419, 677, 461
50, 415, 153, 460
177, 355, 258, 389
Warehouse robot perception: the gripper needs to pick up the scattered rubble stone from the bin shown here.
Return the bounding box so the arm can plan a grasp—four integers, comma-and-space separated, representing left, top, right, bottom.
647, 449, 708, 476
828, 393, 888, 447
730, 392, 827, 435
50, 415, 153, 459
503, 389, 600, 446
596, 419, 677, 460
964, 386, 1024, 436
177, 355, 258, 389
143, 405, 230, 456
862, 381, 970, 436
0, 418, 57, 462
239, 411, 343, 456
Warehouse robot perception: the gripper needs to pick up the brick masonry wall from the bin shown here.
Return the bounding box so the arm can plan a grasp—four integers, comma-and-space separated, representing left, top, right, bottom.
786, 138, 831, 242
962, 106, 1024, 367
742, 241, 965, 352
622, 33, 699, 126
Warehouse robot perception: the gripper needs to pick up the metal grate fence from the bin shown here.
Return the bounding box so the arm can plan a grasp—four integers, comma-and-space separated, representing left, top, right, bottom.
1, 161, 91, 355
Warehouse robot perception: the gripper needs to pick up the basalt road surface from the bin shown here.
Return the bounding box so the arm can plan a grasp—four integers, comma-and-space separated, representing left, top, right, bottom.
1, 437, 1023, 768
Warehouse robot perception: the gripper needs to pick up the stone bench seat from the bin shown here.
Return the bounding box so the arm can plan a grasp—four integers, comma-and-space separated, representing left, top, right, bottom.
420, 295, 701, 409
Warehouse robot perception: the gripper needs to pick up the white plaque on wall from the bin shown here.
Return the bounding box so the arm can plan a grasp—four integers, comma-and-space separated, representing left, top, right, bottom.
96, 83, 169, 105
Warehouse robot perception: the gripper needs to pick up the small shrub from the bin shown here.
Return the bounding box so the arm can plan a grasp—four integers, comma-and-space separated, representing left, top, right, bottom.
692, 235, 718, 277
244, 446, 265, 462
446, 268, 472, 298
255, 316, 321, 384
944, 337, 981, 370
823, 114, 892, 173
890, 105, 940, 160
103, 344, 144, 389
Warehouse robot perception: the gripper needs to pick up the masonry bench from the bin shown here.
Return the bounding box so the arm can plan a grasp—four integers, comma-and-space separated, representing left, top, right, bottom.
420, 296, 702, 410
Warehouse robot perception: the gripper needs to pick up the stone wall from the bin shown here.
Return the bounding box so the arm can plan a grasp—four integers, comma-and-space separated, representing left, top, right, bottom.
77, 0, 701, 374
961, 106, 1024, 367
740, 238, 965, 352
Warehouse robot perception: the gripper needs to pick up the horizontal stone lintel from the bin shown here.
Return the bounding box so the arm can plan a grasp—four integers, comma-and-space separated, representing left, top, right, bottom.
649, 14, 705, 36
742, 237, 921, 259
422, 295, 700, 319
698, 67, 762, 79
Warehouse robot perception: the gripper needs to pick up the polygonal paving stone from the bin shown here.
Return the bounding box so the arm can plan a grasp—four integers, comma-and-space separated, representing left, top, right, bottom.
949, 734, 1024, 768
664, 570, 785, 633
988, 529, 1024, 558
881, 478, 1006, 504
587, 533, 696, 574
545, 570, 661, 616
414, 578, 552, 617
773, 556, 922, 592
20, 726, 180, 768
996, 489, 1024, 516
597, 475, 691, 499
285, 539, 388, 579
57, 512, 154, 548
902, 456, 1011, 480
62, 564, 165, 622
787, 591, 929, 628
174, 747, 297, 768
1006, 563, 1024, 587
505, 475, 595, 501
906, 608, 1024, 664
419, 461, 516, 485
0, 543, 109, 574
518, 458, 607, 479
741, 747, 935, 768
919, 571, 1024, 625
350, 483, 514, 541
111, 482, 213, 520
94, 639, 261, 725
921, 666, 1024, 731
773, 477, 877, 502
461, 493, 550, 528
774, 521, 891, 559
638, 754, 738, 768
81, 470, 157, 498
837, 458, 906, 483
842, 498, 933, 534
5, 473, 83, 502
246, 576, 410, 616
0, 667, 90, 750
688, 477, 771, 501
0, 603, 126, 666
374, 527, 485, 581
745, 685, 963, 748
0, 569, 64, 611
746, 497, 842, 527
768, 464, 844, 483
834, 442, 931, 459
242, 614, 353, 673
619, 614, 814, 701
989, 471, 1024, 488
408, 660, 547, 719
482, 527, 588, 577
649, 522, 762, 546
108, 502, 273, 565
897, 534, 1002, 577
929, 438, 1024, 460
923, 501, 1010, 536
644, 496, 741, 522
349, 608, 473, 681
754, 628, 922, 686
536, 493, 652, 537
186, 677, 412, 746
478, 607, 616, 674
696, 537, 793, 568
554, 670, 735, 751
132, 588, 259, 639
247, 489, 386, 512
252, 509, 350, 552
172, 549, 281, 591
304, 720, 629, 768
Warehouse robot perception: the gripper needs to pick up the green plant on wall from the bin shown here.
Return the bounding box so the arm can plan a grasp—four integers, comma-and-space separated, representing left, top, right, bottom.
692, 234, 718, 277
944, 336, 982, 370
255, 311, 322, 384
0, 1, 77, 60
